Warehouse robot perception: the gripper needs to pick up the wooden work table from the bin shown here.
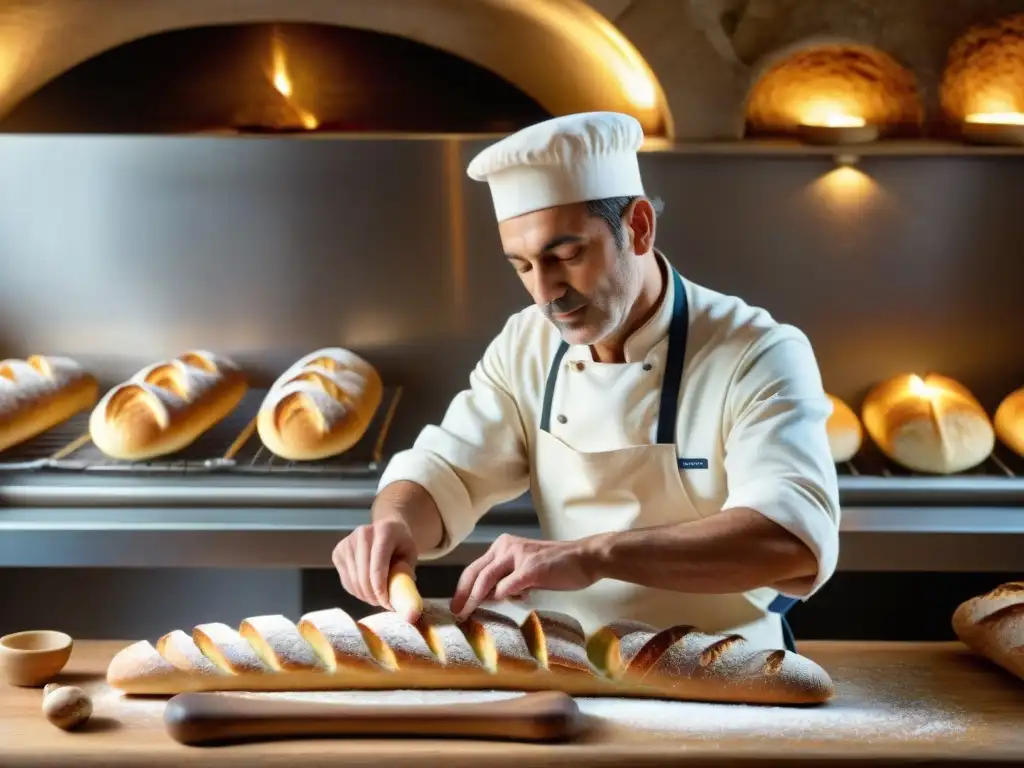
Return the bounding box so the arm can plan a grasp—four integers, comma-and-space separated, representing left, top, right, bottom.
1, 640, 1022, 767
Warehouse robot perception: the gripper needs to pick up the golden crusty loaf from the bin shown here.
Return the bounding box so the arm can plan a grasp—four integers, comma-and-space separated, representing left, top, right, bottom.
256, 347, 383, 461
826, 393, 862, 463
952, 581, 1024, 683
105, 601, 834, 705
89, 351, 247, 461
0, 355, 99, 453
861, 372, 995, 474
994, 387, 1024, 457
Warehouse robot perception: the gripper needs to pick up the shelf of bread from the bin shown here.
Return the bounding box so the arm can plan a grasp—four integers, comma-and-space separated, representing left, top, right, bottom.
3, 353, 1023, 501
0, 349, 402, 477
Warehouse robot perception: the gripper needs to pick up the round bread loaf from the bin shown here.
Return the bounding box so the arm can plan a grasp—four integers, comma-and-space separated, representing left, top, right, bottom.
861, 372, 994, 474
825, 393, 862, 463
994, 386, 1024, 458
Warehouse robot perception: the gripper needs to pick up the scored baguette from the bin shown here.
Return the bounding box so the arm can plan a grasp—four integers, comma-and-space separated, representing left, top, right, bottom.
106, 601, 834, 705
826, 393, 862, 463
861, 372, 994, 474
952, 581, 1024, 683
89, 351, 247, 460
994, 387, 1024, 458
256, 347, 383, 461
0, 355, 99, 452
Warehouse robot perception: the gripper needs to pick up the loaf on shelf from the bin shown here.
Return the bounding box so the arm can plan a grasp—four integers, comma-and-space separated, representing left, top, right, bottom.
952, 581, 1024, 683
106, 602, 834, 705
0, 355, 99, 453
825, 393, 862, 463
860, 372, 994, 474
994, 386, 1024, 458
89, 351, 247, 461
256, 347, 383, 461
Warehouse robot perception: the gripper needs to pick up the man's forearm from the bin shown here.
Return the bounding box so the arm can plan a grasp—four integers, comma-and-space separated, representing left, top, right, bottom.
585, 507, 819, 594
371, 480, 445, 554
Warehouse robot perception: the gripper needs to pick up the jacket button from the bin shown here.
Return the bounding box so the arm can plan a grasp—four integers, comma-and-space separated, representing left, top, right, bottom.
572, 361, 585, 371
557, 415, 567, 424
642, 363, 653, 371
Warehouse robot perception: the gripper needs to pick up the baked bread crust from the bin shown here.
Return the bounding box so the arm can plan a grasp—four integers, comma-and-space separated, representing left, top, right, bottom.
88, 351, 246, 460
106, 601, 834, 705
256, 348, 383, 461
0, 355, 99, 452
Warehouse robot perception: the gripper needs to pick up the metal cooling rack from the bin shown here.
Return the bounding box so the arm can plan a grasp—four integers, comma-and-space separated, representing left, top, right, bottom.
835, 442, 1023, 479
0, 386, 403, 477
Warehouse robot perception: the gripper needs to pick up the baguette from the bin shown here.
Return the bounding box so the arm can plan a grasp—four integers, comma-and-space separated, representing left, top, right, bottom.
256, 348, 383, 461
952, 581, 1024, 682
861, 372, 994, 474
89, 351, 247, 460
994, 387, 1024, 458
0, 355, 99, 452
826, 393, 862, 463
106, 602, 834, 705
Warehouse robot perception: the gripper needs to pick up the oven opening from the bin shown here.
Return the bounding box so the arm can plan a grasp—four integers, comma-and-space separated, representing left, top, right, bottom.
0, 23, 554, 135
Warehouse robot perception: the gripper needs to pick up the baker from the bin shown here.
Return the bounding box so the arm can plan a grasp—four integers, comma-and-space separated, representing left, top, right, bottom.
332, 111, 841, 652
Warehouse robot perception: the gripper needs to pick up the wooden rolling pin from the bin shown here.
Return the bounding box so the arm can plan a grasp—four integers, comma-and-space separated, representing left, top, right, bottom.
163, 690, 582, 746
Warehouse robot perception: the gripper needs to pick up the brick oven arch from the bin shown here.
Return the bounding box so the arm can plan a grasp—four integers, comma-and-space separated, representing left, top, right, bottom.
0, 0, 674, 137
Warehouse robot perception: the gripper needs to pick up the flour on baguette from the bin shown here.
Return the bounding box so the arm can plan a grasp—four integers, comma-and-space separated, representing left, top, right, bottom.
994, 387, 1024, 458
952, 581, 1024, 683
256, 347, 383, 461
106, 605, 834, 704
89, 351, 246, 460
0, 355, 99, 453
861, 372, 994, 474
825, 393, 862, 463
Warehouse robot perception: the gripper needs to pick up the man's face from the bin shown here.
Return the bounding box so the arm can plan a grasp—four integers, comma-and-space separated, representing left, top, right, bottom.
499, 202, 640, 346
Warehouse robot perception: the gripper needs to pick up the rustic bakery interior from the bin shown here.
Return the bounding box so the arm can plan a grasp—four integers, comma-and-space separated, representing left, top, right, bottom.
0, 0, 1022, 763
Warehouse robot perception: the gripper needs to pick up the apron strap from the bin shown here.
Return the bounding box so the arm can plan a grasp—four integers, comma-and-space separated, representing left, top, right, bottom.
540, 341, 570, 433
656, 269, 689, 444
768, 594, 799, 653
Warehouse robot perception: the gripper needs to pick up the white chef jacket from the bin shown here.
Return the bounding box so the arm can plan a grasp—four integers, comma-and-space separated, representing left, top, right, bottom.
378, 251, 841, 605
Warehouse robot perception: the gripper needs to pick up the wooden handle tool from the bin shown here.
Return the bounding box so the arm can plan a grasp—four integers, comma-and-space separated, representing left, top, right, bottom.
388, 563, 423, 621
163, 690, 581, 746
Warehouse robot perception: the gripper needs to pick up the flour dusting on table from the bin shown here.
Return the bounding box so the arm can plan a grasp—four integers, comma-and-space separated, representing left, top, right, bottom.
236, 687, 970, 742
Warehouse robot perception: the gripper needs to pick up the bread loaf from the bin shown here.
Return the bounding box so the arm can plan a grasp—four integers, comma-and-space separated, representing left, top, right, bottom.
105, 602, 834, 705
89, 351, 247, 460
952, 581, 1024, 683
994, 387, 1024, 457
861, 372, 994, 474
826, 393, 862, 463
0, 355, 99, 453
256, 348, 383, 461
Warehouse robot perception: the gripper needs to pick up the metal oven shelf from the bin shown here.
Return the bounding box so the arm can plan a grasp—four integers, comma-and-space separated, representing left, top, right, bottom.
1, 387, 1023, 508
0, 386, 403, 478
834, 443, 1024, 505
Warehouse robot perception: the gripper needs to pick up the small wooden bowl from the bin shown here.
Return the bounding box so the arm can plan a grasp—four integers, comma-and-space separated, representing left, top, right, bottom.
0, 630, 73, 687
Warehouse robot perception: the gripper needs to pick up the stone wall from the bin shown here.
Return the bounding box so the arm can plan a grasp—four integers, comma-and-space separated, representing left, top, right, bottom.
0, 0, 1023, 140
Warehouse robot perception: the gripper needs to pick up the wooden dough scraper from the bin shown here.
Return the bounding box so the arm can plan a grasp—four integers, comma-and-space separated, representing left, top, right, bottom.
163, 690, 581, 746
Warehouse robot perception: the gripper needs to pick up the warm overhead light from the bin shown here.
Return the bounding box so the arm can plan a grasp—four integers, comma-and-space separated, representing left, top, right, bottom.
962, 110, 1024, 146
793, 99, 880, 145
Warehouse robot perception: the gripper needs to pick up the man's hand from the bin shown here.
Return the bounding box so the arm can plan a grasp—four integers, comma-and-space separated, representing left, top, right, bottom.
332, 518, 419, 618
449, 534, 600, 619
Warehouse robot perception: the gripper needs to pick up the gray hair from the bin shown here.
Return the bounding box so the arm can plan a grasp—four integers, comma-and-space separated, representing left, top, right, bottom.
585, 195, 664, 250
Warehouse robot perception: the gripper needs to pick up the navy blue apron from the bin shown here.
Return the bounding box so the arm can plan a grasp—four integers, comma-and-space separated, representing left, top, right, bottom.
540, 267, 799, 653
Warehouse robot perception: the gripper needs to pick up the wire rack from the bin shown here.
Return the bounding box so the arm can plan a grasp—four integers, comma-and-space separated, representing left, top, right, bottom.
0, 386, 403, 477
836, 441, 1024, 479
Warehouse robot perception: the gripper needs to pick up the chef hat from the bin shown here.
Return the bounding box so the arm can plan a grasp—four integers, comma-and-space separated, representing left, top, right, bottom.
467, 111, 646, 222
